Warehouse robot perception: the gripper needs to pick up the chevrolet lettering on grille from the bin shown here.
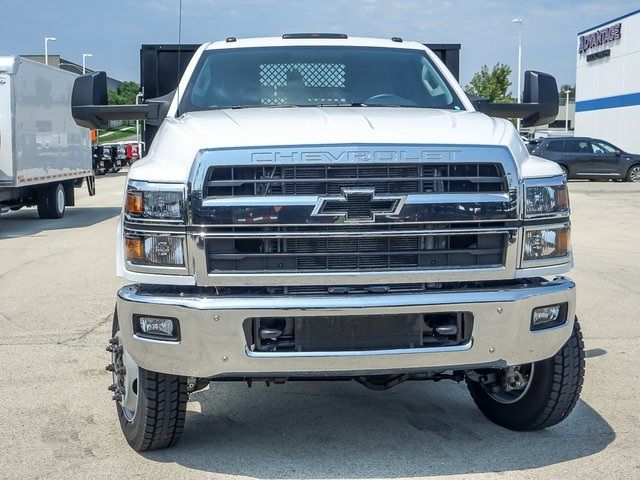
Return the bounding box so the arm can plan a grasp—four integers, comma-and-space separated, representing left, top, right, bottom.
311, 188, 405, 222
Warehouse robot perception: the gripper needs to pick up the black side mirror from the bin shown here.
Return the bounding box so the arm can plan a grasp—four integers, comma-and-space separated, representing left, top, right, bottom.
71, 72, 157, 130
71, 72, 109, 129
521, 71, 559, 128
473, 71, 559, 128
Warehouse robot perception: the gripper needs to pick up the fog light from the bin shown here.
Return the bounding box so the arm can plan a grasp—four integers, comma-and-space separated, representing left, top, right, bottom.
133, 315, 180, 341
531, 303, 568, 331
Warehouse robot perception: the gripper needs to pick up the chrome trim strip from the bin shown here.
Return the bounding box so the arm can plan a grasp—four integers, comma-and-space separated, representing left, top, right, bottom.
190, 219, 520, 228
202, 196, 318, 207
523, 175, 566, 187
125, 261, 189, 276
199, 269, 508, 287
124, 226, 187, 236
201, 192, 512, 208
192, 227, 516, 239
244, 341, 473, 358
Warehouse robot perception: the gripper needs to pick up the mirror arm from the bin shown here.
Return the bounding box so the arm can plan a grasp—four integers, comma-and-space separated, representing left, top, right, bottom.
473, 102, 557, 119
71, 104, 155, 122
71, 104, 158, 130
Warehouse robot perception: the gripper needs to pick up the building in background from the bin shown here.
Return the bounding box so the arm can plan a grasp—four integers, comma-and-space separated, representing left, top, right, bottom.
575, 8, 640, 152
21, 55, 122, 92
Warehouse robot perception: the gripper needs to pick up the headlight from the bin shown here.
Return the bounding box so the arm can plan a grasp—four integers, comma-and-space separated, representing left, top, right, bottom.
525, 184, 569, 218
523, 225, 570, 261
125, 181, 185, 221
125, 235, 185, 266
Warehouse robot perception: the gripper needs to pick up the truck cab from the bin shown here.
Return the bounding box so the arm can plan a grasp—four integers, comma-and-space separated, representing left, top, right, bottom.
71, 35, 583, 451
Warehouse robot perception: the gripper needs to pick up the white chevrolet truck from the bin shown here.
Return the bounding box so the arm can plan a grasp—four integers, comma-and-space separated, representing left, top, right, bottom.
71, 35, 583, 451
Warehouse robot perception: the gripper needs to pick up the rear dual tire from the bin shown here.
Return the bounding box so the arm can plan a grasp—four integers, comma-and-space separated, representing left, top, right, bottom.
466, 317, 585, 430
37, 183, 66, 219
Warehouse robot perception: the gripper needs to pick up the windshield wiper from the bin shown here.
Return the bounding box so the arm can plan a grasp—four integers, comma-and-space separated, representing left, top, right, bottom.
229, 104, 299, 109
351, 103, 419, 108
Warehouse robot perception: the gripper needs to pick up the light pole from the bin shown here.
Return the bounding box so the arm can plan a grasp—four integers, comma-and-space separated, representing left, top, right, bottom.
82, 53, 93, 74
565, 89, 571, 132
512, 18, 523, 131
135, 93, 144, 144
44, 37, 57, 65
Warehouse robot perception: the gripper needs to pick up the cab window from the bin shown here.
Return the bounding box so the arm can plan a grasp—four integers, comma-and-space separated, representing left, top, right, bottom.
564, 140, 592, 153
591, 141, 618, 154
546, 140, 565, 152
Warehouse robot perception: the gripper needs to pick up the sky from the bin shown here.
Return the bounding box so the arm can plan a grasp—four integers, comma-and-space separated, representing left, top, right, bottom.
1, 0, 638, 91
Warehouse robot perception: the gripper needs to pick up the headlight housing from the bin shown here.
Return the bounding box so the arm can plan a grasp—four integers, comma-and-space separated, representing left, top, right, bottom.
125, 181, 185, 221
523, 225, 571, 261
521, 176, 572, 268
125, 235, 185, 267
525, 183, 569, 218
122, 181, 188, 274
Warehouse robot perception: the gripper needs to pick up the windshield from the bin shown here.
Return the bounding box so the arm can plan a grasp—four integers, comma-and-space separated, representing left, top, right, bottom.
179, 46, 465, 113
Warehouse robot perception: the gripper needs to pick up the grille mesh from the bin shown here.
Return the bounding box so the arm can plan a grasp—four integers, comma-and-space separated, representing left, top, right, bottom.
205, 163, 506, 197
206, 232, 505, 273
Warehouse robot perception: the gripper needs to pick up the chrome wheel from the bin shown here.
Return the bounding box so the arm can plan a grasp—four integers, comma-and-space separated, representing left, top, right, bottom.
56, 186, 65, 215
107, 331, 139, 421
628, 166, 640, 183
481, 364, 535, 404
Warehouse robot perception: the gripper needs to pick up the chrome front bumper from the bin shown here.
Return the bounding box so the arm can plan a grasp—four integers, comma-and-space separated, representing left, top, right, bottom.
116, 278, 576, 378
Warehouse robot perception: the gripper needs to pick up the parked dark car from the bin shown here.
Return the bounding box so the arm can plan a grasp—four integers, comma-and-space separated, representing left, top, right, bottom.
528, 137, 640, 182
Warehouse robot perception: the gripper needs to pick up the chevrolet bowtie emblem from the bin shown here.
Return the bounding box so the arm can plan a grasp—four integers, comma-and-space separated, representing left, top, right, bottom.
311, 188, 405, 223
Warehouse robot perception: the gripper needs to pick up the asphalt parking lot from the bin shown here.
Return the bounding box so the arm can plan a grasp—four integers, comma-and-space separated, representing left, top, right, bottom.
0, 174, 638, 479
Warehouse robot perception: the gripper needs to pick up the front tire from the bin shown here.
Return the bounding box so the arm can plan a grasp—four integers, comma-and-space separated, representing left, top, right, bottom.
110, 310, 188, 451
627, 165, 640, 182
466, 318, 584, 431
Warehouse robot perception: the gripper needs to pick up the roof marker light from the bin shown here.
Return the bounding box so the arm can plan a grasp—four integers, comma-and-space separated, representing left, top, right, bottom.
282, 33, 348, 39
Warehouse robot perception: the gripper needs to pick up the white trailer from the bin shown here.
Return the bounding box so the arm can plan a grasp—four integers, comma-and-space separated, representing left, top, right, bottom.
0, 56, 94, 219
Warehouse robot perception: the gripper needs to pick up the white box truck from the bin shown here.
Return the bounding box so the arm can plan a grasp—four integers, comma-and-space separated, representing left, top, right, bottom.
0, 56, 94, 219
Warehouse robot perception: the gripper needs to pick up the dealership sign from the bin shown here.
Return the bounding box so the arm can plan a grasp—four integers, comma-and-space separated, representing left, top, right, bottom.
579, 23, 622, 54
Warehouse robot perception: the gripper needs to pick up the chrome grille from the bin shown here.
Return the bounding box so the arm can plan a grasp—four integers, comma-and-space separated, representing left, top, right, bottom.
191, 145, 519, 284
206, 230, 505, 273
204, 163, 507, 197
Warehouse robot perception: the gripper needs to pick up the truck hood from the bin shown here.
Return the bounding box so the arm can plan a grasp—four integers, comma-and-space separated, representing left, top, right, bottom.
131, 107, 542, 183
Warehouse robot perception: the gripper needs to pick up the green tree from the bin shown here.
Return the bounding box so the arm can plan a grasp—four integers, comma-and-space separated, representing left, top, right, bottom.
465, 63, 515, 103
108, 81, 141, 105
558, 84, 575, 100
